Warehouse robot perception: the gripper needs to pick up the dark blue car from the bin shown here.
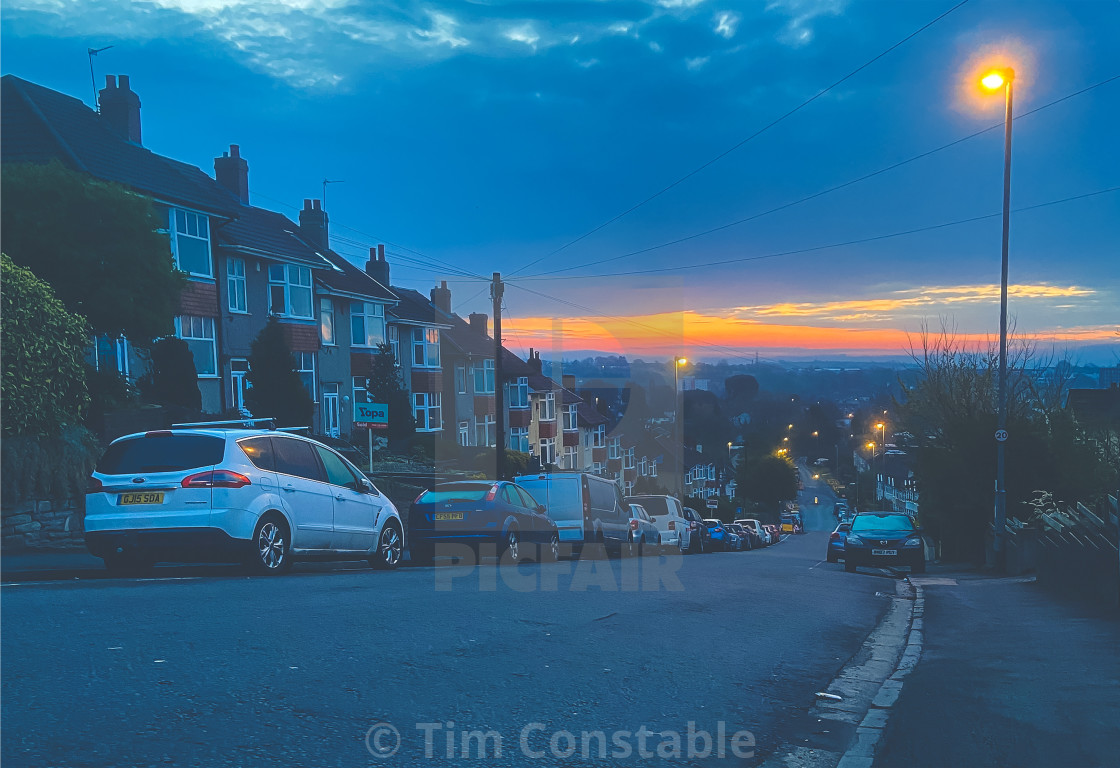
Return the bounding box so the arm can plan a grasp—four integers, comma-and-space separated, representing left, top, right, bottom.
826, 521, 850, 563
843, 512, 925, 573
408, 481, 559, 565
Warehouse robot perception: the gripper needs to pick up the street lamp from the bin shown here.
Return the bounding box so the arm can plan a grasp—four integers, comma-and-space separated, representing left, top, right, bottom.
981, 66, 1015, 566
673, 356, 688, 497
875, 422, 885, 449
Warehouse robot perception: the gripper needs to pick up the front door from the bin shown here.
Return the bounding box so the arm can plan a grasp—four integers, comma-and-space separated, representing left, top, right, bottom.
322, 383, 340, 438
231, 358, 250, 415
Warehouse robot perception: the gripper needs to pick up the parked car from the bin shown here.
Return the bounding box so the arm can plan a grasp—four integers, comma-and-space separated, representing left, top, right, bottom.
765, 524, 781, 544
780, 511, 804, 534
681, 507, 712, 553
626, 504, 661, 555
704, 519, 733, 551
85, 427, 404, 574
724, 526, 744, 551
725, 523, 753, 550
626, 494, 693, 553
408, 481, 559, 565
843, 512, 925, 573
516, 473, 630, 556
827, 521, 851, 563
735, 518, 767, 547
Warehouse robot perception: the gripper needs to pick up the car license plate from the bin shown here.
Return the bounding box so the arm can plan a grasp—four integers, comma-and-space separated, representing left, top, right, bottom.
434, 512, 464, 521
871, 549, 897, 556
118, 492, 164, 506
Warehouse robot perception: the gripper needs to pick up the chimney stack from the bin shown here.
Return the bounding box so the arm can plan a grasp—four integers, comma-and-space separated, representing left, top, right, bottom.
468, 313, 488, 336
430, 281, 452, 315
365, 244, 390, 287
98, 74, 142, 145
214, 144, 249, 204
563, 374, 576, 392
527, 348, 543, 375
298, 198, 329, 250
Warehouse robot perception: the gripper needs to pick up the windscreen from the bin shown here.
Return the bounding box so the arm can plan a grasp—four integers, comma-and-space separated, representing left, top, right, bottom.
97, 434, 225, 474
851, 515, 915, 534
628, 496, 669, 516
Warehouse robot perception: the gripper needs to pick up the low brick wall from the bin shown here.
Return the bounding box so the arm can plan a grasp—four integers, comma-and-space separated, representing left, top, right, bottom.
1, 498, 85, 551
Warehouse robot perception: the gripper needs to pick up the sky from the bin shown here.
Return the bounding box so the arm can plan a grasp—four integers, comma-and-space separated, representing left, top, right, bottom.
3, 0, 1117, 363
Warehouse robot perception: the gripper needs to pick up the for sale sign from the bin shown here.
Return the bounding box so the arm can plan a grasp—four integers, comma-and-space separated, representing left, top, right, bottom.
354, 402, 388, 429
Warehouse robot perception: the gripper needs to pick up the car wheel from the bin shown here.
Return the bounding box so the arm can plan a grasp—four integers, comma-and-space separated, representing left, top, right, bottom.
504, 527, 522, 563
248, 514, 292, 575
102, 552, 154, 576
844, 559, 857, 573
542, 531, 560, 562
370, 521, 403, 570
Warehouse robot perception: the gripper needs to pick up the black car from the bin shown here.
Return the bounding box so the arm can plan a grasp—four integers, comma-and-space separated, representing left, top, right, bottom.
408, 481, 559, 565
680, 507, 713, 553
725, 523, 753, 551
843, 512, 925, 573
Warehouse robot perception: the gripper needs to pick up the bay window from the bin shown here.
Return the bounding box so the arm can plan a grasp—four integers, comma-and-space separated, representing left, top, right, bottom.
540, 437, 556, 466
510, 427, 529, 453
412, 327, 440, 367
608, 437, 621, 460
351, 301, 385, 347
176, 315, 217, 376
475, 413, 496, 447
508, 377, 529, 409
563, 445, 578, 470
169, 208, 212, 277
540, 392, 556, 421
268, 264, 313, 319
352, 376, 368, 405
413, 392, 441, 431
593, 424, 606, 448
562, 404, 578, 431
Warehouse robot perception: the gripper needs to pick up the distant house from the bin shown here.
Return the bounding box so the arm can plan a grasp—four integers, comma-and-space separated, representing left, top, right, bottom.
876, 450, 919, 518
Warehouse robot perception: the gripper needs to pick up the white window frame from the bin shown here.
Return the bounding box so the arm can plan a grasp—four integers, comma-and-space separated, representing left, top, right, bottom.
169, 208, 213, 278
413, 392, 442, 432
351, 301, 385, 348
562, 403, 578, 431
540, 392, 556, 422
475, 413, 496, 447
509, 377, 529, 409
296, 352, 316, 400
593, 424, 606, 448
268, 263, 313, 319
227, 257, 247, 313
412, 327, 440, 368
608, 437, 621, 460
540, 437, 556, 466
623, 447, 635, 470
650, 461, 658, 477
510, 427, 530, 453
176, 315, 218, 377
458, 420, 470, 446
319, 298, 335, 345
455, 365, 467, 394
563, 445, 578, 470
473, 359, 495, 394
388, 324, 399, 362
352, 376, 368, 406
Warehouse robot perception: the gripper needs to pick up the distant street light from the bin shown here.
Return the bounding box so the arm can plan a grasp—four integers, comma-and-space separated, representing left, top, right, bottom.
981, 65, 1016, 567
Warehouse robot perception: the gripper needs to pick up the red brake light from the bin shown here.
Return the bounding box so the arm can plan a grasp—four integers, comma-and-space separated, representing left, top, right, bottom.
86, 476, 104, 494
181, 470, 251, 489
630, 519, 639, 530
829, 532, 840, 542
485, 484, 499, 502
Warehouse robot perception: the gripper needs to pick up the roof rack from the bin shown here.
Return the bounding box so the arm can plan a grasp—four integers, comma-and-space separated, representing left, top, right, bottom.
171, 418, 277, 429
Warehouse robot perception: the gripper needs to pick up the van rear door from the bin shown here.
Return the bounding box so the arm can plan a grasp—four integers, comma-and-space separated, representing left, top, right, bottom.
515, 475, 583, 544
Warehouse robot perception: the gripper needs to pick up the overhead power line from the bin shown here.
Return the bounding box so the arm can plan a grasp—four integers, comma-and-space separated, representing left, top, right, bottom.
507, 0, 974, 278
522, 74, 1120, 280
512, 186, 1120, 281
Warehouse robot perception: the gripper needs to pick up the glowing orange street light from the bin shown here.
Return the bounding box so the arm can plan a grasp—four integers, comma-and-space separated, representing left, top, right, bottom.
866, 442, 875, 451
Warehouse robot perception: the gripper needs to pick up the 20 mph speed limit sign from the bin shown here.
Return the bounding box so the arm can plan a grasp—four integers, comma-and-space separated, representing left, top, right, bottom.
994, 429, 1009, 442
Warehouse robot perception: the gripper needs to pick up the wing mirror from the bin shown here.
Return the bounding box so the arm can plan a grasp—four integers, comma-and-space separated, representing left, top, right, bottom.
360, 477, 379, 496
537, 504, 547, 514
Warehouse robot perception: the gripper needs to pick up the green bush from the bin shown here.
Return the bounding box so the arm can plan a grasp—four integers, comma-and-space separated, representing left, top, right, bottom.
0, 426, 101, 504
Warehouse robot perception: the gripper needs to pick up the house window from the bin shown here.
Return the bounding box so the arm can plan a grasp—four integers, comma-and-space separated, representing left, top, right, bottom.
509, 377, 529, 409
650, 461, 658, 477
608, 437, 621, 460
624, 481, 634, 497
475, 414, 495, 447
268, 264, 313, 319
510, 427, 529, 453
412, 327, 440, 367
388, 325, 399, 362
458, 421, 470, 446
350, 301, 385, 347
413, 392, 441, 431
540, 437, 556, 466
170, 209, 212, 277
296, 352, 315, 398
639, 457, 648, 476
562, 404, 578, 431
593, 424, 606, 448
227, 258, 246, 313
455, 365, 467, 394
563, 445, 578, 470
540, 392, 556, 421
176, 315, 217, 376
473, 359, 495, 394
623, 447, 635, 470
352, 376, 368, 405
320, 298, 335, 345
592, 462, 606, 475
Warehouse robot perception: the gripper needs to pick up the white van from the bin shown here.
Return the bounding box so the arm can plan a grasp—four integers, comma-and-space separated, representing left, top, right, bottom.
625, 494, 696, 553
514, 473, 629, 553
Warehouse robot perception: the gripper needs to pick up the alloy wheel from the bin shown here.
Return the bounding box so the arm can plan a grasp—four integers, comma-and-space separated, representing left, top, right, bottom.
257, 521, 287, 570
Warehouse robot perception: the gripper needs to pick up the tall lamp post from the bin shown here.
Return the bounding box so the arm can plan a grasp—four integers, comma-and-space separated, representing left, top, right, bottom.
674, 357, 688, 497
982, 67, 1015, 566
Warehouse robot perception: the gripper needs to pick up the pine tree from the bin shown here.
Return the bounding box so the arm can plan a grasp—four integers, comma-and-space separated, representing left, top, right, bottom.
245, 318, 313, 427
361, 344, 414, 440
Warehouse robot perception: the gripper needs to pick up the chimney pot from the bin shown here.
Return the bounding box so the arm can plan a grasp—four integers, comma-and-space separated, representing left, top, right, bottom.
303, 199, 312, 210
313, 199, 322, 211
105, 75, 116, 88
378, 243, 385, 260
230, 144, 240, 158
118, 74, 130, 90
